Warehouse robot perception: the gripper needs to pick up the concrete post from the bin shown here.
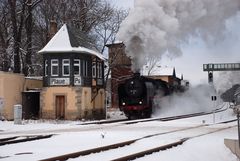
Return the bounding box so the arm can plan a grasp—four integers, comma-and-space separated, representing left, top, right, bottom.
14, 104, 22, 124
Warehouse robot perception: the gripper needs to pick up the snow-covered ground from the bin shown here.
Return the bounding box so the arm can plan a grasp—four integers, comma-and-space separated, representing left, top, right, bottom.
0, 106, 238, 161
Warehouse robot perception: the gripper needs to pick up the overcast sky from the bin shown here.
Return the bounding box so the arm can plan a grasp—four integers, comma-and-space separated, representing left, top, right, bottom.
112, 0, 240, 86
110, 0, 134, 9
161, 13, 240, 86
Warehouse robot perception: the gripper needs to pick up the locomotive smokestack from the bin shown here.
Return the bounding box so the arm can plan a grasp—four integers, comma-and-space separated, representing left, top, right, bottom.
134, 72, 141, 77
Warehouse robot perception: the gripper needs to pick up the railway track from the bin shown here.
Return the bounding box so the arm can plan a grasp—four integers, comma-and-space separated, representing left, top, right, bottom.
0, 105, 235, 161
78, 102, 228, 126
39, 125, 200, 161
111, 125, 236, 161
40, 118, 236, 161
111, 139, 187, 161
0, 134, 53, 146
0, 110, 224, 136
0, 103, 229, 136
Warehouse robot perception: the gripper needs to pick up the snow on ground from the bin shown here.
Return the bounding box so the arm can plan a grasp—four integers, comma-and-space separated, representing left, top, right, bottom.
0, 106, 239, 161
136, 127, 237, 161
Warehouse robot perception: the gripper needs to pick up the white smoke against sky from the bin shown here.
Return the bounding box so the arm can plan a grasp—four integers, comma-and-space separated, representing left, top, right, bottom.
152, 84, 221, 117
204, 13, 240, 93
215, 71, 240, 94
117, 0, 240, 71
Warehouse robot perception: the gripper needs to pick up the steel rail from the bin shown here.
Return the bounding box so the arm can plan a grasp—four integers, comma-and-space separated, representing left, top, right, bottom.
40, 117, 236, 161
111, 124, 236, 161
39, 124, 208, 161
111, 139, 187, 161
0, 134, 53, 146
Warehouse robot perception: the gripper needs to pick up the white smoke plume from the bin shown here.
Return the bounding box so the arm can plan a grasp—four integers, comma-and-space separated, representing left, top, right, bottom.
117, 0, 240, 71
215, 71, 240, 93
152, 84, 221, 117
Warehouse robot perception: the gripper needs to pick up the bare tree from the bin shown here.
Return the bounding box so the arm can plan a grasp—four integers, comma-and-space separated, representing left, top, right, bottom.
8, 0, 27, 73
22, 0, 42, 75
0, 0, 129, 76
0, 1, 12, 71
145, 58, 160, 76
94, 9, 128, 53
93, 7, 129, 89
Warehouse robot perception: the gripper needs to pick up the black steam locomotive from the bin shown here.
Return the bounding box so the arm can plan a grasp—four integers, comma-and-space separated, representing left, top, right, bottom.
118, 73, 170, 119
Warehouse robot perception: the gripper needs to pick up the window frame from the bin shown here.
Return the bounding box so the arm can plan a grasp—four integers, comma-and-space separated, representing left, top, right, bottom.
92, 62, 96, 78
85, 60, 88, 77
97, 62, 102, 78
62, 59, 70, 76
82, 60, 85, 76
82, 60, 88, 77
45, 60, 48, 76
99, 62, 102, 79
74, 59, 81, 76
51, 59, 59, 76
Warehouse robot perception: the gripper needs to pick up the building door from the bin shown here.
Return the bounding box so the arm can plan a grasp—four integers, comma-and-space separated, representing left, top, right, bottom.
22, 91, 40, 119
55, 95, 65, 119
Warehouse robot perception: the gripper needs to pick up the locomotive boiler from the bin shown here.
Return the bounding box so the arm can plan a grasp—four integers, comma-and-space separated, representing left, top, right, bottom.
118, 73, 170, 119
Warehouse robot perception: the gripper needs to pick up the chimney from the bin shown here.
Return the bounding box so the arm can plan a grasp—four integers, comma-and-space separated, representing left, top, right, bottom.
133, 72, 140, 77
49, 20, 57, 38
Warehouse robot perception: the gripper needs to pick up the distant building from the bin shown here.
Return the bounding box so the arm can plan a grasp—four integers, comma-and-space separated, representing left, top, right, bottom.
38, 24, 106, 120
142, 66, 181, 86
142, 65, 189, 92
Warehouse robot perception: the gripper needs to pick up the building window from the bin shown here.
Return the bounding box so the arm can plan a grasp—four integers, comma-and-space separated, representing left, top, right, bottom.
82, 60, 85, 76
97, 62, 102, 78
100, 63, 103, 78
74, 59, 81, 76
92, 62, 96, 78
82, 60, 88, 77
45, 60, 48, 76
51, 59, 59, 76
86, 61, 88, 77
62, 59, 70, 76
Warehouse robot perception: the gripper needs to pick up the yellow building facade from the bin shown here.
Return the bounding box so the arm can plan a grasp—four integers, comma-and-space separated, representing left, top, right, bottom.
0, 72, 42, 120
40, 87, 105, 120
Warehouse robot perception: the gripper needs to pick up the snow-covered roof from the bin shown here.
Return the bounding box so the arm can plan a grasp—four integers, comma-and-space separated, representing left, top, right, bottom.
25, 76, 43, 80
106, 40, 124, 47
38, 24, 105, 60
142, 66, 176, 77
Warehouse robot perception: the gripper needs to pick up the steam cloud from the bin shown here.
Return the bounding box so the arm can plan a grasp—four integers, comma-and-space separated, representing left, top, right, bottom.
152, 84, 221, 117
215, 70, 240, 93
117, 0, 240, 71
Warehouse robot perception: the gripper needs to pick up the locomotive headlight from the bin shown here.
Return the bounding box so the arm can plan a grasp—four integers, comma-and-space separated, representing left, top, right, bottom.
122, 102, 126, 106
139, 101, 142, 105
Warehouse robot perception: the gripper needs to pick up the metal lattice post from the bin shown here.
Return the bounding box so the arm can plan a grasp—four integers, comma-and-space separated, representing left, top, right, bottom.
238, 113, 240, 148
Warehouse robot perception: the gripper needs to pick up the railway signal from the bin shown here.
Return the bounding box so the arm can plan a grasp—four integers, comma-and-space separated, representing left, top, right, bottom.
211, 96, 217, 101
211, 95, 217, 123
208, 72, 213, 83
203, 63, 240, 84
237, 109, 240, 147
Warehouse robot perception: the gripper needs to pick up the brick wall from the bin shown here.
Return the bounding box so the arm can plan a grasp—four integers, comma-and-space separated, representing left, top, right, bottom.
107, 43, 133, 108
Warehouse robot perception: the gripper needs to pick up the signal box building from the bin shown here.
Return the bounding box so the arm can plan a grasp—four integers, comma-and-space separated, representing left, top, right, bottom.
39, 24, 105, 120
